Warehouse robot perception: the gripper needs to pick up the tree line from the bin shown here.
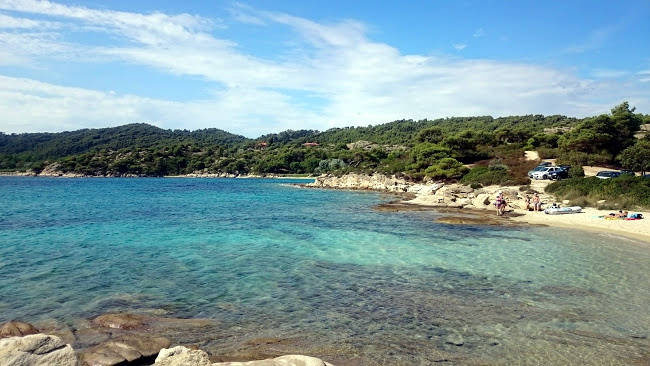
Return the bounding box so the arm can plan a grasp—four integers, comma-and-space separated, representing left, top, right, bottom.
1, 103, 649, 181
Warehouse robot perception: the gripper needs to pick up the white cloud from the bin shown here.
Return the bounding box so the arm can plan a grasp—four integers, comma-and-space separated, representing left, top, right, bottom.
0, 75, 328, 136
0, 1, 648, 136
473, 28, 485, 38
452, 43, 467, 51
0, 12, 60, 28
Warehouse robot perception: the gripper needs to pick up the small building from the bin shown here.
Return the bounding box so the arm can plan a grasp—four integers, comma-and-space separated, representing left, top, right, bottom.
303, 142, 320, 147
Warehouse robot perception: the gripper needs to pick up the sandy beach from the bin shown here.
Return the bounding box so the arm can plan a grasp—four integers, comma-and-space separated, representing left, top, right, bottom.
508, 207, 650, 244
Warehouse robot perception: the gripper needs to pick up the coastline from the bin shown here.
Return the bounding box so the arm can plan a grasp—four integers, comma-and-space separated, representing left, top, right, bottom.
0, 171, 315, 179
306, 173, 650, 244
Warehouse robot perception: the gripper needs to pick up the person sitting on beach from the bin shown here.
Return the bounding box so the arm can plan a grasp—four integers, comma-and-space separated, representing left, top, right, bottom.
524, 195, 532, 211
533, 193, 541, 212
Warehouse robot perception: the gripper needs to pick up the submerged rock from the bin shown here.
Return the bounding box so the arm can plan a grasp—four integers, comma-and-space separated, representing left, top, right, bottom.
0, 334, 77, 366
436, 216, 505, 226
78, 334, 170, 366
0, 321, 39, 339
444, 333, 465, 346
93, 313, 148, 330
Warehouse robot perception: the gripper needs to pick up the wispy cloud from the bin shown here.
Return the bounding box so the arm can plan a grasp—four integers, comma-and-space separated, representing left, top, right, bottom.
452, 43, 467, 51
0, 1, 648, 135
591, 68, 629, 78
565, 26, 617, 53
639, 70, 650, 83
473, 27, 485, 38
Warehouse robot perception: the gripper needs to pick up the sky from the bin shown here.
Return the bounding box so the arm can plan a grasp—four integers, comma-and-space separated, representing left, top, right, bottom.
0, 0, 649, 137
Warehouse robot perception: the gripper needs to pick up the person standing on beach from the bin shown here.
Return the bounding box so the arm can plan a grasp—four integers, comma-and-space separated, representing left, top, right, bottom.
495, 192, 504, 216
533, 193, 541, 212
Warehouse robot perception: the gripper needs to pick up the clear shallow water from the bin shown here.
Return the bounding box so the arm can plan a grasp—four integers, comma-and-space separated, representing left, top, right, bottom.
1, 177, 648, 364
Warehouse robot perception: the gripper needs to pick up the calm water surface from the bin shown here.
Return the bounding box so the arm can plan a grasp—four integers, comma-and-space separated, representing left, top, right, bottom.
0, 177, 648, 365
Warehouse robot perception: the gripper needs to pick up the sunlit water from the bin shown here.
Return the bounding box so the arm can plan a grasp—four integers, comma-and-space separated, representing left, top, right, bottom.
1, 177, 648, 364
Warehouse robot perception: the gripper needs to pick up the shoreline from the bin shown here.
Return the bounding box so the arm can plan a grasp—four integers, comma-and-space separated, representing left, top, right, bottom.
0, 171, 315, 179
306, 173, 650, 245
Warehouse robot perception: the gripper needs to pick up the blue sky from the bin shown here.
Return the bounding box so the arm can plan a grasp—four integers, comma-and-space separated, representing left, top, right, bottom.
0, 0, 649, 136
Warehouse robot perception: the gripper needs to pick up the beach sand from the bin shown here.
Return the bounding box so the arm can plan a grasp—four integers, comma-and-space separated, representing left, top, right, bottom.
509, 207, 650, 244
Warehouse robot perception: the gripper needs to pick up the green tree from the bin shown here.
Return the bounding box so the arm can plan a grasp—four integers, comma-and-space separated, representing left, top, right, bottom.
424, 157, 469, 180
618, 140, 650, 175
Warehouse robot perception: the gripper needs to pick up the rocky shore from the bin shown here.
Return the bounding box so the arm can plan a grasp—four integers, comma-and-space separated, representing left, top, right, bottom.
0, 317, 333, 366
306, 173, 551, 211
307, 173, 650, 243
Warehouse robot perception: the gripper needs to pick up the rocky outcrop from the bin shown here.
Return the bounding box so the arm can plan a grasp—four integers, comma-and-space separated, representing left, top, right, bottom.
0, 334, 77, 366
0, 321, 39, 339
307, 173, 414, 193
78, 334, 170, 366
307, 173, 558, 220
154, 346, 334, 366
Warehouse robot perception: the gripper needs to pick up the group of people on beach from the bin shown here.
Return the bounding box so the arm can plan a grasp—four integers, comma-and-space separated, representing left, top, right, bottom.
496, 192, 543, 216
525, 193, 542, 212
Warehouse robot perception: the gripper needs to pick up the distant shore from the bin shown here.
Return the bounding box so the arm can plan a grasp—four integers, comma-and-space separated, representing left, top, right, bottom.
306, 173, 650, 244
0, 171, 315, 179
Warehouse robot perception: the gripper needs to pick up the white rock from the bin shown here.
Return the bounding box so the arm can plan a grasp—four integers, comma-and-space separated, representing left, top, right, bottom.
0, 334, 77, 366
155, 346, 211, 366
213, 354, 332, 366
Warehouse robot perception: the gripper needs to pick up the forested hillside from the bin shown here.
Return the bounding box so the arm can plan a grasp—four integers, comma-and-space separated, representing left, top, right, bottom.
1, 103, 648, 182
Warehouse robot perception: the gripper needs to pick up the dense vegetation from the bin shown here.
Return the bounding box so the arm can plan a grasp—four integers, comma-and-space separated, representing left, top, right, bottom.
546, 175, 650, 210
2, 102, 649, 207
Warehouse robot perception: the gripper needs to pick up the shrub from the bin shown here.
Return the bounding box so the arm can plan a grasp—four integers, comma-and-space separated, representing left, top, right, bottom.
537, 147, 559, 159
424, 158, 469, 180
545, 175, 650, 209
461, 166, 509, 186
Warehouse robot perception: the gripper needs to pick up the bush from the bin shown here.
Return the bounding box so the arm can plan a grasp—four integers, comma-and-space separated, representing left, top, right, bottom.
545, 175, 650, 209
537, 147, 559, 159
424, 158, 469, 180
461, 166, 509, 186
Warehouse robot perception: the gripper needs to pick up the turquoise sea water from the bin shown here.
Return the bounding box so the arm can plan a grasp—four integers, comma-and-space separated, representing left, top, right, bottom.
1, 177, 648, 364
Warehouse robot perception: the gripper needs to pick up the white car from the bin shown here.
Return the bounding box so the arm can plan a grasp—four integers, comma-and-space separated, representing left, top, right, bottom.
530, 166, 563, 180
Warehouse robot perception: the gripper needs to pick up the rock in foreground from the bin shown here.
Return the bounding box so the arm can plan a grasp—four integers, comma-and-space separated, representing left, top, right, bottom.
155, 346, 334, 366
78, 334, 171, 366
0, 334, 77, 366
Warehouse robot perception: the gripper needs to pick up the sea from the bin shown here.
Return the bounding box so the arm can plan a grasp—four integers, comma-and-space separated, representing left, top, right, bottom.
1, 177, 648, 364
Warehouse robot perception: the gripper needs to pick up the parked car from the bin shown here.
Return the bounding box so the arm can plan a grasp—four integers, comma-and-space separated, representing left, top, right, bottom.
531, 166, 565, 180
620, 170, 635, 176
527, 163, 553, 178
595, 171, 621, 179
550, 166, 569, 180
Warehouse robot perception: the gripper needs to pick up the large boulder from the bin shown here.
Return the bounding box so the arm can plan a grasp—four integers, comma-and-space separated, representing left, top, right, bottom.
154, 347, 334, 366
78, 334, 171, 366
0, 334, 77, 366
0, 321, 39, 339
472, 193, 491, 208
154, 346, 212, 366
